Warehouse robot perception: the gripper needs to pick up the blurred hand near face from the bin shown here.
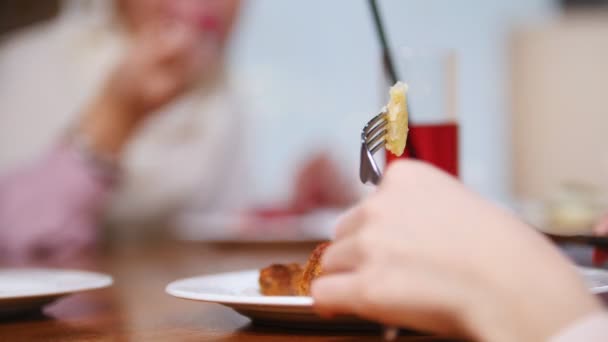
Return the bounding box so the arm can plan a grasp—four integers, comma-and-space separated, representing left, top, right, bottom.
79, 22, 212, 156
312, 161, 602, 342
110, 23, 213, 114
79, 0, 241, 156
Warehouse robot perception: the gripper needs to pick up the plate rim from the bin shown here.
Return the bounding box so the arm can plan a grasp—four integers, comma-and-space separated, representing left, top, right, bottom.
166, 267, 608, 307
0, 268, 113, 301
166, 269, 314, 307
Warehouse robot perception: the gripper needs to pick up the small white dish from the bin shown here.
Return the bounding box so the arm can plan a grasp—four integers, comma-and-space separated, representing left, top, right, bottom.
174, 209, 341, 243
166, 267, 608, 328
0, 268, 113, 317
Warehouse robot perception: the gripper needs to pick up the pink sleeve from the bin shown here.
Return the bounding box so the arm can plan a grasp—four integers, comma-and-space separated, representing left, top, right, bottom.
0, 145, 113, 263
550, 312, 608, 342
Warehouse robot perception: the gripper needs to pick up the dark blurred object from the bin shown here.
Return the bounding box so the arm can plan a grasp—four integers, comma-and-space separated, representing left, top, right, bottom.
367, 0, 418, 158
367, 0, 397, 86
0, 0, 59, 35
562, 0, 608, 8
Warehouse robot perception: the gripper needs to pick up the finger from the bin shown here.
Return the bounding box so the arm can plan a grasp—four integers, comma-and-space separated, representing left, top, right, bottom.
333, 205, 366, 240
322, 235, 366, 273
173, 32, 214, 70
311, 273, 360, 318
314, 265, 465, 338
142, 75, 181, 105
150, 22, 199, 64
163, 36, 209, 91
318, 264, 465, 337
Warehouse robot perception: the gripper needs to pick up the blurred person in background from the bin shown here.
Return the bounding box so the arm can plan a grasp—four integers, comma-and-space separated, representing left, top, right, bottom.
0, 0, 356, 262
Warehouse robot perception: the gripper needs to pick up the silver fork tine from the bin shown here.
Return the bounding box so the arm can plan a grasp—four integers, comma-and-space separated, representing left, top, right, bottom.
366, 112, 386, 127
370, 139, 385, 154
360, 112, 387, 185
367, 129, 387, 148
363, 113, 386, 135
365, 120, 387, 140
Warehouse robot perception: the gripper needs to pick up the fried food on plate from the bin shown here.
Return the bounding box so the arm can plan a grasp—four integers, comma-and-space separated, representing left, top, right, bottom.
259, 263, 302, 296
259, 242, 330, 296
296, 242, 330, 296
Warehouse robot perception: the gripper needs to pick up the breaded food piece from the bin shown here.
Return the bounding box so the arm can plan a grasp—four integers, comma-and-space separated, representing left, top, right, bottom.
385, 81, 409, 157
259, 263, 302, 296
296, 242, 331, 296
259, 242, 331, 296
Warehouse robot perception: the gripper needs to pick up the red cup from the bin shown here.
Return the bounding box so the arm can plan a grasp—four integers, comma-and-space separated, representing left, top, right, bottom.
384, 48, 459, 177
386, 121, 459, 177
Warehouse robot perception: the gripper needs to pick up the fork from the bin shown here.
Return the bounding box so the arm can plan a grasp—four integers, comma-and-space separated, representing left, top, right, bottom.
360, 111, 388, 185
359, 111, 400, 341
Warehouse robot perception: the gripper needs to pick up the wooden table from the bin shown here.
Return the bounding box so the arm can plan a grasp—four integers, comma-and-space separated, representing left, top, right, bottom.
0, 242, 460, 341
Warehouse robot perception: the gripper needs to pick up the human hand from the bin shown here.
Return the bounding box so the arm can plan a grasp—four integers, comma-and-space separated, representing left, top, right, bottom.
79, 22, 217, 155
289, 154, 358, 214
312, 161, 602, 342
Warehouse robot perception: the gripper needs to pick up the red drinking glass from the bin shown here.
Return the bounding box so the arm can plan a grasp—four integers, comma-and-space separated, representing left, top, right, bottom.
384, 48, 459, 177
386, 122, 459, 177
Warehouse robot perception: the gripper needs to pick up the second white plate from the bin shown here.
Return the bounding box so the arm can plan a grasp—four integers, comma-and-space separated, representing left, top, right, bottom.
0, 268, 113, 317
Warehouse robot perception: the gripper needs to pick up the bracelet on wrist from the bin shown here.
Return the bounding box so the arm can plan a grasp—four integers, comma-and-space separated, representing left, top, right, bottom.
66, 131, 121, 184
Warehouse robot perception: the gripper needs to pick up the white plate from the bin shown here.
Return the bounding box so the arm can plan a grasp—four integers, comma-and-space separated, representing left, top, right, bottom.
166, 269, 369, 328
167, 267, 608, 328
0, 268, 113, 317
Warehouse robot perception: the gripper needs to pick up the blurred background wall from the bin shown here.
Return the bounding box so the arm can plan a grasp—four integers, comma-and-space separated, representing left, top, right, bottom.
227, 0, 556, 204
9, 0, 604, 207
512, 0, 608, 202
